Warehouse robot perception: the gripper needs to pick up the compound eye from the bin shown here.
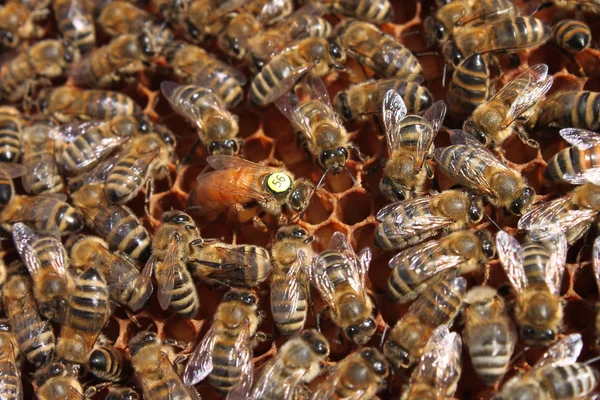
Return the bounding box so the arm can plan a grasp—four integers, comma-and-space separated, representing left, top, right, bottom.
469, 204, 481, 222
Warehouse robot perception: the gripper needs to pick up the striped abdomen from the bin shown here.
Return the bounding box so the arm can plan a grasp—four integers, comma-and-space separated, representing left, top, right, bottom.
319, 251, 353, 289
167, 265, 199, 318
549, 91, 600, 131
493, 17, 550, 50
0, 111, 21, 162
61, 129, 116, 174
30, 197, 82, 234
0, 359, 20, 400
435, 145, 489, 192
546, 146, 600, 182
105, 154, 151, 203
54, 0, 95, 53
65, 267, 110, 336
375, 203, 437, 250
210, 336, 243, 395
330, 0, 392, 23
537, 364, 598, 399
0, 53, 33, 94
448, 53, 490, 120
291, 15, 332, 39
89, 345, 124, 382
83, 91, 141, 119
388, 250, 448, 303
23, 131, 63, 194
522, 242, 551, 286
271, 271, 308, 336
250, 50, 299, 105
191, 64, 244, 109
552, 20, 591, 53
467, 321, 515, 386
365, 39, 421, 78
399, 115, 433, 150
142, 376, 194, 400
418, 276, 465, 325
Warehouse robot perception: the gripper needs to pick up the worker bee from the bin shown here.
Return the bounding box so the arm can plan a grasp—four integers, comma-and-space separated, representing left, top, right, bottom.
335, 19, 422, 78
307, 231, 376, 345
375, 190, 484, 251
334, 77, 433, 122
249, 36, 346, 106
463, 285, 517, 386
129, 330, 199, 400
401, 325, 462, 399
553, 0, 600, 15
36, 363, 87, 400
388, 230, 493, 303
497, 333, 599, 399
545, 128, 600, 185
249, 329, 329, 399
380, 90, 446, 201
183, 288, 262, 396
161, 81, 241, 157
462, 64, 553, 148
12, 222, 74, 322
70, 183, 152, 262
528, 90, 600, 132
311, 347, 389, 399
446, 53, 490, 121
22, 120, 64, 195
434, 129, 536, 215
308, 0, 393, 23
383, 275, 466, 369
69, 236, 153, 311
0, 107, 23, 163
179, 0, 246, 43
106, 387, 139, 400
2, 274, 55, 367
552, 20, 592, 54
53, 0, 95, 53
0, 0, 47, 49
0, 320, 21, 400
88, 341, 124, 382
189, 155, 314, 228
38, 86, 144, 123
269, 225, 314, 336
0, 39, 74, 102
518, 183, 600, 245
496, 230, 567, 346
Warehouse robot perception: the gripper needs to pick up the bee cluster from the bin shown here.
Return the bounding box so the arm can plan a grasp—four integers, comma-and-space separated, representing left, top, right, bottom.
1, 0, 600, 398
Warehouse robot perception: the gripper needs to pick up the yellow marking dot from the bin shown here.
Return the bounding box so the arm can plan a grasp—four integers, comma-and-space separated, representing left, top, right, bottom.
266, 172, 292, 193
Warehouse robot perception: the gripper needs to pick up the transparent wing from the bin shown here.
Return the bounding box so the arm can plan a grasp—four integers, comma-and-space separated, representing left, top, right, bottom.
106, 149, 159, 202
270, 255, 303, 323
12, 222, 67, 280
306, 248, 337, 312
533, 333, 582, 370
562, 169, 600, 186
0, 162, 25, 178
327, 232, 368, 299
310, 363, 344, 400
255, 61, 312, 105
183, 324, 218, 386
274, 88, 315, 143
206, 0, 248, 22
202, 244, 272, 284
559, 128, 600, 150
383, 90, 407, 154
356, 247, 371, 295
155, 237, 180, 311
538, 230, 567, 297
416, 100, 446, 167
251, 357, 305, 400
49, 121, 104, 142
518, 195, 596, 236
226, 322, 254, 400
22, 153, 57, 193
302, 77, 331, 108
405, 276, 467, 326
161, 81, 205, 126
376, 196, 454, 236
496, 231, 528, 295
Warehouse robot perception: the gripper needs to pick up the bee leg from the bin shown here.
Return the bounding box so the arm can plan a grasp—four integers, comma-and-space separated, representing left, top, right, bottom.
515, 126, 539, 149
316, 306, 330, 333
84, 382, 113, 398
251, 215, 268, 232
144, 179, 154, 217
182, 140, 203, 165
255, 331, 273, 343
425, 163, 434, 179
163, 338, 190, 351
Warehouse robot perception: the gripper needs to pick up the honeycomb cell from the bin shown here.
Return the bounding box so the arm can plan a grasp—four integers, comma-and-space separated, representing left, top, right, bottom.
163, 316, 198, 343
243, 137, 274, 163
337, 190, 372, 226
302, 190, 334, 225
313, 222, 349, 252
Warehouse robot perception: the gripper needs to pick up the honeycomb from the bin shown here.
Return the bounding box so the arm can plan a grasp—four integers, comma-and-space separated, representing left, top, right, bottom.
3, 0, 600, 399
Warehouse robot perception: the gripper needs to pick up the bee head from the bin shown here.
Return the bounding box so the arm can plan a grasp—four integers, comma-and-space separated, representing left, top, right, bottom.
208, 139, 241, 156
317, 147, 348, 175
345, 317, 377, 345
443, 41, 463, 67
301, 329, 330, 357
129, 331, 160, 356
468, 195, 484, 224
521, 325, 556, 346
288, 179, 313, 213
0, 30, 16, 48
275, 226, 309, 242
476, 230, 496, 258
327, 37, 346, 69
380, 175, 412, 202
382, 339, 412, 369
334, 92, 354, 121
424, 16, 447, 46
360, 348, 389, 377
462, 119, 487, 145
509, 186, 535, 216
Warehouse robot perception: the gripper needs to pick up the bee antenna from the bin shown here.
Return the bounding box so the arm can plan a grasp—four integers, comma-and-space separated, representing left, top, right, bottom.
379, 324, 389, 349
398, 30, 422, 38
442, 62, 448, 87
184, 205, 202, 213
484, 212, 502, 231
585, 355, 600, 365
344, 166, 358, 187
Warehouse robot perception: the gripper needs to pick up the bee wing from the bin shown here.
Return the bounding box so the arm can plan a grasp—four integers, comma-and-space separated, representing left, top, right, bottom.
559, 128, 600, 150
206, 0, 248, 22
155, 238, 180, 311
160, 81, 204, 126
0, 162, 26, 178
259, 63, 313, 105
405, 276, 467, 326
270, 254, 304, 323
226, 321, 254, 400
70, 46, 110, 85
416, 100, 446, 167
594, 236, 600, 296
311, 364, 344, 400
532, 333, 582, 370
376, 197, 454, 236
457, 1, 541, 26
496, 231, 528, 294
183, 323, 219, 386
256, 0, 291, 24
204, 244, 272, 283
192, 62, 247, 87
206, 155, 263, 171
251, 357, 305, 400
77, 151, 122, 186
108, 149, 159, 199
302, 77, 332, 108
12, 222, 68, 280
502, 65, 552, 129
48, 121, 104, 143
274, 88, 315, 142
356, 247, 372, 296
383, 90, 407, 154
327, 232, 370, 295
22, 153, 57, 193
540, 230, 567, 297
306, 248, 338, 312
562, 169, 600, 186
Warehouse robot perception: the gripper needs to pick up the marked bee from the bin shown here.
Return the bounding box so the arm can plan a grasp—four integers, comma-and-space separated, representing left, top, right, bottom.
53, 0, 95, 53
22, 119, 64, 195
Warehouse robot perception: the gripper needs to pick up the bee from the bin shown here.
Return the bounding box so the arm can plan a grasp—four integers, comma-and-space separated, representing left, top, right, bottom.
545, 128, 600, 185
311, 347, 389, 399
188, 155, 314, 228
442, 17, 550, 68
38, 86, 143, 123
380, 91, 446, 201
308, 231, 376, 345
593, 236, 600, 346
88, 342, 124, 382
387, 230, 494, 303
161, 81, 241, 157
129, 330, 199, 400
249, 329, 329, 399
21, 120, 64, 195
165, 41, 246, 109
249, 36, 346, 106
496, 230, 567, 346
146, 210, 200, 318
179, 0, 246, 43
383, 275, 466, 369
183, 288, 262, 396
11, 222, 73, 322
552, 20, 592, 54
0, 107, 23, 163
308, 0, 393, 23
333, 77, 433, 122
218, 0, 294, 61
462, 64, 553, 148
36, 363, 86, 400
553, 0, 600, 15
269, 225, 313, 336
446, 53, 490, 121
528, 90, 600, 132
53, 0, 96, 53
70, 183, 152, 262
0, 0, 46, 49
0, 163, 24, 207
106, 387, 139, 400
0, 320, 21, 400
463, 285, 517, 386
497, 333, 599, 399
69, 236, 153, 311
434, 129, 536, 215
275, 77, 354, 177
335, 19, 422, 78
518, 183, 600, 245
401, 325, 462, 399
2, 274, 55, 367
375, 190, 484, 251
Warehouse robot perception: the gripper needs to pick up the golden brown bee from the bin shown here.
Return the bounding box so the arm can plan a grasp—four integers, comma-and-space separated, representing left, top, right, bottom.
434, 129, 536, 215
380, 91, 446, 201
552, 19, 592, 53
0, 320, 21, 400
183, 288, 263, 396
2, 274, 55, 367
145, 210, 200, 318
462, 64, 553, 148
69, 236, 153, 311
106, 387, 139, 400
387, 230, 494, 303
189, 155, 314, 228
308, 0, 393, 23
545, 128, 600, 185
0, 107, 23, 163
22, 120, 64, 195
401, 325, 462, 399
36, 363, 86, 400
88, 342, 124, 382
463, 285, 517, 386
446, 53, 490, 121
269, 225, 313, 336
335, 19, 421, 78
375, 190, 484, 251
554, 0, 600, 14
308, 232, 376, 344
53, 0, 95, 53
161, 81, 241, 157
311, 347, 389, 399
497, 334, 599, 399
518, 183, 600, 245
0, 39, 74, 102
0, 163, 24, 206
383, 275, 466, 369
181, 0, 249, 43
129, 330, 199, 400
249, 36, 346, 106
70, 183, 152, 262
0, 0, 47, 49
528, 90, 600, 132
497, 230, 567, 346
249, 329, 329, 399
12, 222, 74, 322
